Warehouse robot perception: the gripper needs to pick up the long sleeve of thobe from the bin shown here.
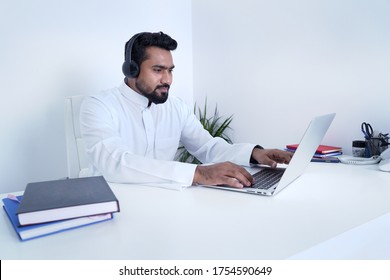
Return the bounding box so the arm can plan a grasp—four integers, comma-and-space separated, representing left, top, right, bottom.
79, 82, 255, 187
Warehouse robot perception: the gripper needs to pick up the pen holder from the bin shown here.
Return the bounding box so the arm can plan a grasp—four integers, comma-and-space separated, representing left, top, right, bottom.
365, 137, 385, 157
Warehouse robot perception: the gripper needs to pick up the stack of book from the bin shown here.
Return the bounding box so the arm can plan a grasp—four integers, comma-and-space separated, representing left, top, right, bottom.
2, 176, 120, 241
286, 144, 342, 162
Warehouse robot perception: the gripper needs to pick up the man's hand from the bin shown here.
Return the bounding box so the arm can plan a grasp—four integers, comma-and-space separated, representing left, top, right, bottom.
193, 162, 254, 189
251, 148, 293, 168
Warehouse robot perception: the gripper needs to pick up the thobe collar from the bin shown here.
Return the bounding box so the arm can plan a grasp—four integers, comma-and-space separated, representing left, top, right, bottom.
119, 80, 152, 109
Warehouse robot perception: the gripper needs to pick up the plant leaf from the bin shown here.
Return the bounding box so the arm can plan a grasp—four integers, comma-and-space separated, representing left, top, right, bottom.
176, 98, 234, 163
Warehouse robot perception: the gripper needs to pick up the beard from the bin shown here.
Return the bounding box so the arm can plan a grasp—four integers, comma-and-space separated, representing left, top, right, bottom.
135, 80, 170, 105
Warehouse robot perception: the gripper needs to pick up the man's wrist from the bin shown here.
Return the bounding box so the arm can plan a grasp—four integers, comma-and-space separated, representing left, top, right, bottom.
250, 145, 264, 164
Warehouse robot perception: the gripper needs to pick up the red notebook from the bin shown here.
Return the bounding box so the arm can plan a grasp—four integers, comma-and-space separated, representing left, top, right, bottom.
286, 144, 342, 154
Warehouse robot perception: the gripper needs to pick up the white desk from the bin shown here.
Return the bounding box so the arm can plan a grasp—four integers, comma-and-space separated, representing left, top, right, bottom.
1, 163, 390, 260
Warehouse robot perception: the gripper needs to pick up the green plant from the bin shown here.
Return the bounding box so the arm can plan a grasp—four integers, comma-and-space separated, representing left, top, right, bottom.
176, 99, 233, 164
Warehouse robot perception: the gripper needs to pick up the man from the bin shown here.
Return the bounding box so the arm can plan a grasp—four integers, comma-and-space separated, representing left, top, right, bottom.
80, 31, 292, 189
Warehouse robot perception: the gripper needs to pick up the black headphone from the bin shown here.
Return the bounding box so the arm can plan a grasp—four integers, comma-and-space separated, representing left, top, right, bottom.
122, 32, 147, 78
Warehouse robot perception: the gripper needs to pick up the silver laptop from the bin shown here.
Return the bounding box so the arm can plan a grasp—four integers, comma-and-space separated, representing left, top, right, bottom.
207, 113, 336, 196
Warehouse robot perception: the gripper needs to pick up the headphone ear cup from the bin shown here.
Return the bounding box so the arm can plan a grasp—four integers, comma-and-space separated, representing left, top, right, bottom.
122, 60, 140, 78
122, 60, 131, 77
129, 60, 140, 78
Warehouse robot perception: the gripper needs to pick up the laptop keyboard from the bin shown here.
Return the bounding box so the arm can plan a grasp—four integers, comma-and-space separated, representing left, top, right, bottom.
251, 168, 285, 190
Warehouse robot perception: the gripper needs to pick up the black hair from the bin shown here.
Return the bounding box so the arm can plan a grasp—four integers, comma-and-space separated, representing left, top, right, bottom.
124, 32, 178, 67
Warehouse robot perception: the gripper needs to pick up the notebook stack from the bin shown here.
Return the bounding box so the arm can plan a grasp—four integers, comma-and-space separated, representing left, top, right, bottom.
2, 176, 120, 241
286, 144, 342, 162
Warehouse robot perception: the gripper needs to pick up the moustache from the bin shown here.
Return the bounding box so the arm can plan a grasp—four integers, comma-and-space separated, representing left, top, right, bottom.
156, 84, 170, 91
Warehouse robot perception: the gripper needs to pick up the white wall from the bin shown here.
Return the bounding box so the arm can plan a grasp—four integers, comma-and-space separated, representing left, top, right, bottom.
192, 0, 390, 153
0, 0, 193, 193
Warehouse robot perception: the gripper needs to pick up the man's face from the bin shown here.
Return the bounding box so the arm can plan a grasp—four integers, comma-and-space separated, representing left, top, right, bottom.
135, 46, 175, 104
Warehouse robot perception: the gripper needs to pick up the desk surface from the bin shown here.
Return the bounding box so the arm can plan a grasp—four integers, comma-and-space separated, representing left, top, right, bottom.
1, 163, 390, 260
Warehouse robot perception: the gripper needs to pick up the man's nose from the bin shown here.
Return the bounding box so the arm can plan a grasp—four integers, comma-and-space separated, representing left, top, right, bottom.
161, 70, 172, 85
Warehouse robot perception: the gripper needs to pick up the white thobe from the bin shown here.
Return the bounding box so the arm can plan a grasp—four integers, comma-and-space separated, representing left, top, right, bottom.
79, 82, 256, 188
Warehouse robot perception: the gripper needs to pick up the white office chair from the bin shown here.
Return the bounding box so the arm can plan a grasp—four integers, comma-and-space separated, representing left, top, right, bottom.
65, 95, 91, 178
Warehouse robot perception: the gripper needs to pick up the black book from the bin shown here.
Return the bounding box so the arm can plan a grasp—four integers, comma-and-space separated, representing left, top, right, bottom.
17, 176, 120, 226
3, 195, 113, 241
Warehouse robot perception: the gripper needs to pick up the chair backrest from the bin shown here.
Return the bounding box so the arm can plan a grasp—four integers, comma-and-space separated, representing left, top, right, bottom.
65, 95, 90, 178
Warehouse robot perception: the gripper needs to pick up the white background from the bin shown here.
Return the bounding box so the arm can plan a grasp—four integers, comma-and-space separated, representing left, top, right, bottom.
193, 0, 390, 151
1, 0, 389, 193
0, 0, 193, 193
